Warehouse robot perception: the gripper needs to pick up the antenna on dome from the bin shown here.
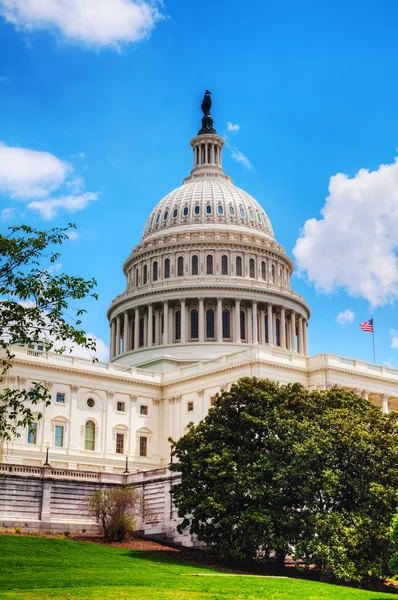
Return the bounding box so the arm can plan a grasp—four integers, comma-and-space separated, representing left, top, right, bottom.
198, 90, 217, 135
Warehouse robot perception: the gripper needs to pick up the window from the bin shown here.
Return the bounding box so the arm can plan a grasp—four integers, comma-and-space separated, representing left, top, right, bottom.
135, 268, 139, 287
183, 206, 189, 217
140, 405, 148, 416
27, 423, 37, 444
194, 205, 200, 215
55, 425, 64, 447
117, 401, 125, 412
206, 255, 213, 275
191, 255, 199, 275
236, 256, 242, 277
249, 258, 255, 278
37, 344, 43, 351
217, 205, 223, 215
164, 258, 170, 279
221, 255, 228, 275
249, 209, 254, 220
187, 401, 194, 412
240, 310, 246, 341
143, 265, 148, 285
206, 308, 215, 339
210, 396, 216, 407
229, 205, 235, 216
261, 261, 266, 280
139, 436, 147, 457
175, 310, 181, 341
172, 208, 178, 218
257, 211, 262, 222
87, 398, 95, 408
206, 205, 212, 214
139, 318, 144, 347
190, 309, 199, 339
163, 210, 169, 221
153, 261, 158, 282
84, 420, 95, 451
240, 207, 245, 218
156, 213, 160, 224
177, 256, 184, 277
56, 392, 65, 404
271, 264, 276, 283
116, 433, 124, 454
222, 309, 231, 339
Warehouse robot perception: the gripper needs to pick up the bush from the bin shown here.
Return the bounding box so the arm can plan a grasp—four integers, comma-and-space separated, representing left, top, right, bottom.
85, 486, 140, 542
64, 530, 70, 538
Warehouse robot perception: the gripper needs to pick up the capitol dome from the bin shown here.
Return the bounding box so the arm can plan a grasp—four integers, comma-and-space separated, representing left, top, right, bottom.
108, 93, 310, 370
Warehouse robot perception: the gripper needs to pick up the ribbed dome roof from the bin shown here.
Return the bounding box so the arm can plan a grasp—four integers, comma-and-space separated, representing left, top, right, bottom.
142, 178, 275, 240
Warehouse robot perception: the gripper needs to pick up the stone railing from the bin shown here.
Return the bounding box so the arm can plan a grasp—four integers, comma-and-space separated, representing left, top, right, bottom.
307, 353, 398, 381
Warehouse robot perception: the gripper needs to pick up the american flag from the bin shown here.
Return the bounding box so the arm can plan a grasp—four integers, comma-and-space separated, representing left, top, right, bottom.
359, 318, 373, 332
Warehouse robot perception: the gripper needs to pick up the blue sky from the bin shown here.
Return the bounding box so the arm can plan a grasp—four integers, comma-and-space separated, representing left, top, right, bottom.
1, 0, 398, 364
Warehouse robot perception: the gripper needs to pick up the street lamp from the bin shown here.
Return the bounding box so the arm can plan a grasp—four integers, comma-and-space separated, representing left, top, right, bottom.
43, 442, 50, 467
124, 453, 129, 474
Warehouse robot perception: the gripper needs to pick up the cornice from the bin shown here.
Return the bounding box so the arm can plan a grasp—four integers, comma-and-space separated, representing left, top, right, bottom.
308, 365, 398, 388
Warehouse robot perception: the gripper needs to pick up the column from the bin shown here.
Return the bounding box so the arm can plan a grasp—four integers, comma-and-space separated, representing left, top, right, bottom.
199, 298, 205, 343
381, 394, 390, 414
163, 300, 169, 345
303, 319, 309, 356
217, 297, 223, 342
252, 301, 258, 344
115, 315, 121, 357
260, 308, 266, 345
211, 144, 215, 164
298, 315, 304, 354
134, 308, 140, 350
267, 304, 273, 346
290, 311, 296, 351
234, 298, 241, 343
110, 319, 116, 360
126, 311, 131, 352
181, 299, 187, 343
280, 307, 286, 349
147, 303, 153, 348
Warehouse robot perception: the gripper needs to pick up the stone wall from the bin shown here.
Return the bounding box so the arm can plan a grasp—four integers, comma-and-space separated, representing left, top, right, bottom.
0, 464, 198, 547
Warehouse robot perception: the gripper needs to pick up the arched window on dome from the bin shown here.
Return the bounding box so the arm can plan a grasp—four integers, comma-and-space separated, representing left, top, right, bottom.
175, 311, 181, 342
192, 255, 199, 275
222, 309, 231, 339
221, 255, 228, 275
206, 308, 215, 339
271, 264, 276, 284
153, 261, 158, 282
194, 205, 200, 215
84, 420, 96, 451
164, 258, 170, 279
190, 309, 199, 340
236, 256, 243, 277
139, 318, 144, 347
249, 258, 255, 278
177, 256, 184, 277
261, 261, 266, 280
143, 265, 148, 285
172, 207, 178, 218
240, 310, 246, 341
206, 255, 213, 275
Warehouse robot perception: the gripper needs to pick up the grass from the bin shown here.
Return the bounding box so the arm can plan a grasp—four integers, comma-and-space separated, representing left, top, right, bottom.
0, 535, 396, 600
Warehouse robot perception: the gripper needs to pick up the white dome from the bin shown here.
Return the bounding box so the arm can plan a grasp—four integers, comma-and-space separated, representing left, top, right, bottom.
142, 178, 275, 240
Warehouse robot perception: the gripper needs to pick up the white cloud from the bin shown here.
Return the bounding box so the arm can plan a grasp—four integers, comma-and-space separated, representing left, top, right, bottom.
226, 122, 240, 133
336, 309, 355, 326
52, 332, 109, 362
231, 147, 252, 171
1, 207, 17, 222
67, 230, 79, 241
27, 192, 98, 220
293, 157, 398, 307
0, 0, 163, 49
390, 330, 398, 349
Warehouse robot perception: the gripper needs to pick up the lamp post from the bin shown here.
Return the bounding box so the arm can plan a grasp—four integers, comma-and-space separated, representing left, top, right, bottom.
124, 453, 129, 474
43, 442, 50, 467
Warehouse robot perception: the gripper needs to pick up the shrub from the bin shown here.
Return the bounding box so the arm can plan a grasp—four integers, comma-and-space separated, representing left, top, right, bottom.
85, 486, 140, 542
64, 530, 70, 538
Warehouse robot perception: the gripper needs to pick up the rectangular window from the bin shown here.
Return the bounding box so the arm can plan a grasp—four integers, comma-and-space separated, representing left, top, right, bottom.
140, 405, 148, 416
139, 436, 147, 457
56, 392, 65, 404
187, 401, 194, 412
55, 425, 64, 447
37, 345, 44, 351
117, 401, 125, 412
27, 423, 37, 444
210, 396, 216, 407
116, 433, 124, 454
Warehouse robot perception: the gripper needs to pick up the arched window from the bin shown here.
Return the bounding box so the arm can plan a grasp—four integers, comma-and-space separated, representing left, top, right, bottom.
139, 318, 144, 347
152, 261, 158, 282
164, 258, 170, 279
135, 268, 139, 287
206, 254, 213, 275
192, 255, 199, 275
143, 265, 148, 285
221, 255, 228, 275
249, 258, 255, 278
206, 308, 215, 339
271, 264, 276, 283
261, 261, 266, 280
177, 256, 184, 277
175, 311, 181, 341
236, 256, 242, 277
240, 310, 246, 341
222, 309, 231, 339
85, 420, 95, 451
190, 309, 199, 339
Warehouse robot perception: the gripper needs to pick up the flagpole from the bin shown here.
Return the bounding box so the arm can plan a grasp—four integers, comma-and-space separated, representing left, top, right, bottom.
372, 314, 376, 364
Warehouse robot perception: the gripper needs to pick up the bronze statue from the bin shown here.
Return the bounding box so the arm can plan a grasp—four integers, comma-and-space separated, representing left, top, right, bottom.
201, 90, 212, 116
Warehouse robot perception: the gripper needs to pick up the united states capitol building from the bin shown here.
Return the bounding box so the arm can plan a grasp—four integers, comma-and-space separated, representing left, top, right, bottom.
5, 95, 398, 474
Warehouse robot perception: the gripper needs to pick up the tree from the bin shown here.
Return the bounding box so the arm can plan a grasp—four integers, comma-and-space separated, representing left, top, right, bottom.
170, 378, 398, 582
0, 223, 97, 442
85, 486, 140, 542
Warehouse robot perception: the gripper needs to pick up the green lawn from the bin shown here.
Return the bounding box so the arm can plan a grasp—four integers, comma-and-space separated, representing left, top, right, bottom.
0, 535, 395, 600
